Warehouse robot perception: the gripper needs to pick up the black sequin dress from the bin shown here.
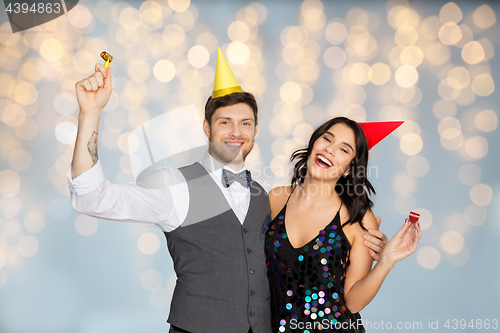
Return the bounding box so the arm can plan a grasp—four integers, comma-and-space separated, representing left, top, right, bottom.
265, 192, 365, 333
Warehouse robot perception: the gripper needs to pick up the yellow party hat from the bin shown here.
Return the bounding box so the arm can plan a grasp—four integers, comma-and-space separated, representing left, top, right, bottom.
212, 47, 243, 98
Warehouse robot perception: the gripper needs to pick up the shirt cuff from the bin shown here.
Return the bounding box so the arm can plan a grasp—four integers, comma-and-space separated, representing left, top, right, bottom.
67, 160, 106, 196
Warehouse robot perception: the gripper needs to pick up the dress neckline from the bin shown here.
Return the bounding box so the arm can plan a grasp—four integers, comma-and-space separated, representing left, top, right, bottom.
281, 203, 342, 250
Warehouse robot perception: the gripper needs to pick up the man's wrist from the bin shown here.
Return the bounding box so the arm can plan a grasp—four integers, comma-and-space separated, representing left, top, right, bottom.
78, 110, 102, 129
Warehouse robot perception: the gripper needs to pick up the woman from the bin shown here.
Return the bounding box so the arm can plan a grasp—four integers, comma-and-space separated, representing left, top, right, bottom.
265, 117, 421, 332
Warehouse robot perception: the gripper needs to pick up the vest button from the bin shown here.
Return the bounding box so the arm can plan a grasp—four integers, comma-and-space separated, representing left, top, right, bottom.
247, 248, 252, 254
243, 228, 248, 233
249, 311, 255, 317
250, 290, 255, 296
249, 269, 254, 274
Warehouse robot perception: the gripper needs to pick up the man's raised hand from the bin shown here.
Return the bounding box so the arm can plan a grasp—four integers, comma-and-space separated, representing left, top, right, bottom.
75, 63, 112, 115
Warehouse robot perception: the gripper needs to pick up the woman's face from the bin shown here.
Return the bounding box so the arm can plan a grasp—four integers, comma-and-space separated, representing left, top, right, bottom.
307, 123, 357, 181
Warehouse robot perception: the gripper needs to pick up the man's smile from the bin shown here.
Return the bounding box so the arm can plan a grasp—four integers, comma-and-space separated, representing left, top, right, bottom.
224, 141, 244, 148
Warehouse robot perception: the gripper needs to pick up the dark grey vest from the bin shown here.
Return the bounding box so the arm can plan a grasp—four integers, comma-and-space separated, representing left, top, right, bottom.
164, 162, 272, 333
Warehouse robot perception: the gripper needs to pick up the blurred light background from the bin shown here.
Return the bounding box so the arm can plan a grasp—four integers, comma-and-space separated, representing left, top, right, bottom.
0, 0, 499, 332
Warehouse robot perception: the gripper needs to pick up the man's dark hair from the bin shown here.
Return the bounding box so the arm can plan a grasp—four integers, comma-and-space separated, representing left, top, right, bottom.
204, 92, 258, 126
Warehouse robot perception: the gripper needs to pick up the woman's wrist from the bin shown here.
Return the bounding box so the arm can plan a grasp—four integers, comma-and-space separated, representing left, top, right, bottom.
377, 254, 396, 270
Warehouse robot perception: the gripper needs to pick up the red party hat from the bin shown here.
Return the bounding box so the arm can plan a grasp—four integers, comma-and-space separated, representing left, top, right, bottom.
358, 121, 404, 150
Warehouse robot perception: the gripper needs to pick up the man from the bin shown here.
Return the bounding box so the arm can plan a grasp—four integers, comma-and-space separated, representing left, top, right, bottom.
68, 49, 387, 333
69, 49, 272, 333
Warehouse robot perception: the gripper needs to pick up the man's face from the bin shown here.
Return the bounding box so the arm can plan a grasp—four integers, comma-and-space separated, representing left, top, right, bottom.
203, 102, 258, 169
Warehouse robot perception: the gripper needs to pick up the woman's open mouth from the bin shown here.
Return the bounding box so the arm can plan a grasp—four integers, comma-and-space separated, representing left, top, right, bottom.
315, 154, 333, 168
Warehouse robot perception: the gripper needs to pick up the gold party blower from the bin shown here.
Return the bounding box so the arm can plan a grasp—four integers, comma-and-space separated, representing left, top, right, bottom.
100, 51, 113, 69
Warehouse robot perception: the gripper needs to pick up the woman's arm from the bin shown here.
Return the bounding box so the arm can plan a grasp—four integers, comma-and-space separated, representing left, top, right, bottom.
343, 210, 420, 313
363, 217, 388, 261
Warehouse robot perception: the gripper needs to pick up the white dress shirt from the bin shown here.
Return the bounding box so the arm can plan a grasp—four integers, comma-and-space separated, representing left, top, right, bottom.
66, 152, 251, 232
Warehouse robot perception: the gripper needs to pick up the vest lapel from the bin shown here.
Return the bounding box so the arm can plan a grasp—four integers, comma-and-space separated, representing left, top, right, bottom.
241, 181, 259, 226
181, 162, 249, 227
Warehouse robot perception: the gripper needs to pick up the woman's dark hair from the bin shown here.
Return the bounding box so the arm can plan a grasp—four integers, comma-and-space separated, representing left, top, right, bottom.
205, 92, 258, 126
290, 116, 375, 230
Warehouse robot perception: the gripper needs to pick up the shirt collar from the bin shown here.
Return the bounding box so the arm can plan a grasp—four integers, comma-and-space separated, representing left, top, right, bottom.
200, 151, 246, 181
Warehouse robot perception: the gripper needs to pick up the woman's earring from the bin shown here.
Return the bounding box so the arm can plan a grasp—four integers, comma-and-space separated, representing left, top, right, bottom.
344, 168, 350, 177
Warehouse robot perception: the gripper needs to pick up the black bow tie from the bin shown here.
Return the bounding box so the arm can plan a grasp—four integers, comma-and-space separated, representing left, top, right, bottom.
222, 169, 251, 188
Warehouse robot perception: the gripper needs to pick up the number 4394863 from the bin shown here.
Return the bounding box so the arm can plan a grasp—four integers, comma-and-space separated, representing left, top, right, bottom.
5, 2, 62, 14
444, 319, 498, 330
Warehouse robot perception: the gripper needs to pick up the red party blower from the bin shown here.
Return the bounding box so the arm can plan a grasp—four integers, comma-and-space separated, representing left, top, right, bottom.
409, 211, 420, 223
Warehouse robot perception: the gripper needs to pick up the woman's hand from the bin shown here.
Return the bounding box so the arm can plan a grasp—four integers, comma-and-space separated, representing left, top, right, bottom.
381, 219, 421, 265
362, 216, 388, 261
363, 230, 388, 261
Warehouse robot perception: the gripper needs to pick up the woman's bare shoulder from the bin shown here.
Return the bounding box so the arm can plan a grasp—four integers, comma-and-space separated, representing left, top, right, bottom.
340, 206, 377, 228
269, 185, 294, 195
361, 208, 378, 231
341, 206, 378, 244
269, 185, 294, 218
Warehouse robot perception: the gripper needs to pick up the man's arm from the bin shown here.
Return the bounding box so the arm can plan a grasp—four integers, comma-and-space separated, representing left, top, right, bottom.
68, 63, 187, 232
67, 160, 186, 232
71, 63, 111, 180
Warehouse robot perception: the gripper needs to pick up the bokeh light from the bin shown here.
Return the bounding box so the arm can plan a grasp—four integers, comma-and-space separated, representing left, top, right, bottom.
395, 65, 418, 87
447, 247, 470, 267
138, 232, 160, 255
75, 215, 99, 236
417, 246, 441, 269
471, 73, 494, 96
187, 45, 210, 68
464, 204, 487, 226
369, 63, 391, 85
17, 235, 39, 257
0, 170, 21, 198
280, 81, 302, 104
399, 133, 423, 155
458, 163, 481, 186
395, 26, 418, 47
228, 21, 250, 42
140, 269, 163, 291
462, 41, 485, 65
440, 231, 464, 254
154, 59, 176, 82
55, 122, 77, 144
23, 212, 45, 234
2, 218, 21, 238
325, 21, 348, 45
464, 136, 488, 159
438, 117, 461, 140
439, 2, 463, 24
472, 4, 496, 28
406, 155, 429, 177
469, 183, 493, 206
475, 109, 497, 132
227, 41, 250, 65
323, 46, 346, 69
168, 0, 191, 13
400, 45, 424, 67
0, 0, 498, 326
438, 22, 462, 45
